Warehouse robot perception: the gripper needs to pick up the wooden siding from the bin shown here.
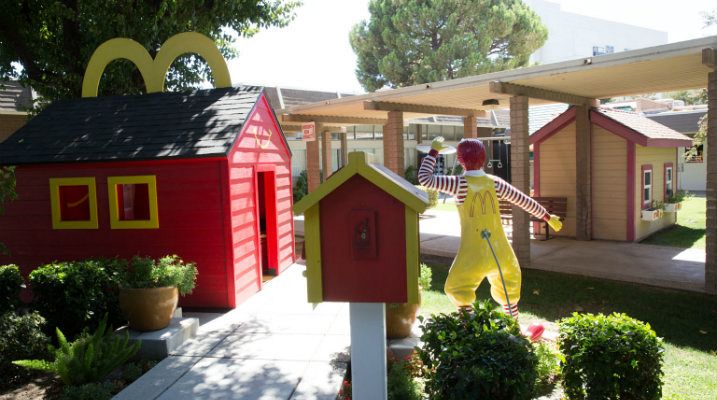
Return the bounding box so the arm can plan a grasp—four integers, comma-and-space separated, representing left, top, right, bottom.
227, 93, 295, 306
634, 146, 678, 241
537, 122, 577, 237
0, 158, 231, 307
0, 114, 27, 143
591, 125, 628, 240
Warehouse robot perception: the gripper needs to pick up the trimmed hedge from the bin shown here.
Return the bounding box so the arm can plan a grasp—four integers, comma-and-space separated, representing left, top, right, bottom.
558, 312, 664, 400
0, 311, 50, 389
418, 300, 538, 400
0, 264, 23, 313
29, 259, 127, 338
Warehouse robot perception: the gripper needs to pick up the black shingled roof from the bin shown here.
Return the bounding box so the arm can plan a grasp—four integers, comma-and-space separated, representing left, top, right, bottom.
0, 86, 265, 165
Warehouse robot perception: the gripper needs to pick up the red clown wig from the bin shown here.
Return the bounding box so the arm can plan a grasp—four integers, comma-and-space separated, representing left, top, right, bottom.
456, 139, 486, 171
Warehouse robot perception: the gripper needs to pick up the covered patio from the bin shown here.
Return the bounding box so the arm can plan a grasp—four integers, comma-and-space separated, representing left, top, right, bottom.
282, 36, 717, 294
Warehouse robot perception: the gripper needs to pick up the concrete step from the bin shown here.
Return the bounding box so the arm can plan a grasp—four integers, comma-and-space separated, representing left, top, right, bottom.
117, 317, 199, 360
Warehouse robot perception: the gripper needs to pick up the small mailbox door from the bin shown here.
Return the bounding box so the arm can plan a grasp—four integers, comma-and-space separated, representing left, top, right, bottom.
350, 209, 377, 259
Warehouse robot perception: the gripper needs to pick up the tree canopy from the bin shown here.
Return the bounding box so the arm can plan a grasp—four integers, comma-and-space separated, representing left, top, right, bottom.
350, 0, 548, 91
0, 1, 299, 104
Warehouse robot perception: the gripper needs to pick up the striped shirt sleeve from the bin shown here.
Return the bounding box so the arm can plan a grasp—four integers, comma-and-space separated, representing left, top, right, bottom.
491, 175, 550, 221
418, 153, 463, 197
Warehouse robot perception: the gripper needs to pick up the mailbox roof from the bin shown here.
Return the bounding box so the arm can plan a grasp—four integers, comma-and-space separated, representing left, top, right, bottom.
293, 151, 429, 214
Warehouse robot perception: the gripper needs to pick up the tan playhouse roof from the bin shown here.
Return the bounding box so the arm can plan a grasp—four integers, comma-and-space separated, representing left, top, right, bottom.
282, 35, 717, 124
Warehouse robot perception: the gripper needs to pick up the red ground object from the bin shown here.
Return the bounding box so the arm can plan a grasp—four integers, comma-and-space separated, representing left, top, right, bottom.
0, 88, 294, 308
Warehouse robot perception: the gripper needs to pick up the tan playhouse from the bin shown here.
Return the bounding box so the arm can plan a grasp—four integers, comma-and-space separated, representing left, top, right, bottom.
530, 107, 692, 242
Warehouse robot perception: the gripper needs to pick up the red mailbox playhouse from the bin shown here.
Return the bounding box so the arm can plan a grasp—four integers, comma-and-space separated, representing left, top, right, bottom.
294, 151, 428, 304
0, 86, 295, 308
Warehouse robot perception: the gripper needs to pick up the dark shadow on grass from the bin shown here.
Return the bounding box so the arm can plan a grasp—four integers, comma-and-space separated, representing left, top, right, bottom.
422, 257, 717, 352
641, 225, 705, 248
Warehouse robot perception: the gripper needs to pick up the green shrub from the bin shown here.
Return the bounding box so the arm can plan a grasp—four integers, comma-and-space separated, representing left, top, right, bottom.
0, 311, 50, 389
59, 382, 116, 400
534, 341, 561, 395
387, 360, 421, 400
0, 264, 24, 313
122, 255, 198, 295
404, 165, 419, 184
418, 263, 432, 290
14, 315, 140, 385
293, 170, 309, 203
415, 185, 439, 209
418, 300, 537, 400
558, 312, 664, 400
29, 258, 126, 338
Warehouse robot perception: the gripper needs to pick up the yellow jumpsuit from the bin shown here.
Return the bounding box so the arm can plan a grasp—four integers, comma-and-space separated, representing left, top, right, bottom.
444, 174, 522, 308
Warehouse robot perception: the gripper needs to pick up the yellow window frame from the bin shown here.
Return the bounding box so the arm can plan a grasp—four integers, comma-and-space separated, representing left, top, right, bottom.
107, 175, 159, 229
49, 177, 99, 230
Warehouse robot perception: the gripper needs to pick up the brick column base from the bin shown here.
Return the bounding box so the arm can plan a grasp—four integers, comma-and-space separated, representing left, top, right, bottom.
510, 96, 531, 267
383, 111, 405, 176
306, 139, 320, 192
321, 129, 333, 179
463, 115, 477, 139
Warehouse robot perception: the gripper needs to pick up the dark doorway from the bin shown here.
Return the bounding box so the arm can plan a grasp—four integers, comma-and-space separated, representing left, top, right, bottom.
256, 170, 278, 281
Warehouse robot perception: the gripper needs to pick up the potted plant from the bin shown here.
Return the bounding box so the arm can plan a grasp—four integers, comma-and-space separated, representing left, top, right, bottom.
119, 255, 198, 331
386, 263, 432, 339
664, 190, 687, 213
641, 200, 664, 222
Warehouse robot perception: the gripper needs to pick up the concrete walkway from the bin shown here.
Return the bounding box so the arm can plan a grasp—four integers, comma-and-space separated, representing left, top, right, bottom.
114, 265, 349, 400
418, 209, 707, 293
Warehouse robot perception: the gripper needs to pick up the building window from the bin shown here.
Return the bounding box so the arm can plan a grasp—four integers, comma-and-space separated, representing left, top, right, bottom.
49, 177, 98, 229
107, 175, 159, 229
642, 165, 653, 209
664, 163, 673, 199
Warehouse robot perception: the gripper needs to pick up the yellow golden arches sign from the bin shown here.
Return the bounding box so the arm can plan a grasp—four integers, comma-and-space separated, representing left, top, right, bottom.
81, 32, 232, 97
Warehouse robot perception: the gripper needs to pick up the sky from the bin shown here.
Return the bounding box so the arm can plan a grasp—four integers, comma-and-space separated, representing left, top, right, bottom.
229, 0, 717, 94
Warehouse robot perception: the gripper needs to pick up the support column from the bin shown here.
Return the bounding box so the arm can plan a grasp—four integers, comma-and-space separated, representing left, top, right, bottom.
321, 128, 333, 180
416, 124, 423, 144
383, 111, 405, 176
306, 124, 321, 192
510, 96, 531, 267
575, 105, 592, 240
340, 129, 348, 167
463, 114, 478, 138
706, 70, 717, 294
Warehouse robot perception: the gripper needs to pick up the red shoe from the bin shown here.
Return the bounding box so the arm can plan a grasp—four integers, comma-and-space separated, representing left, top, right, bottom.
524, 323, 544, 342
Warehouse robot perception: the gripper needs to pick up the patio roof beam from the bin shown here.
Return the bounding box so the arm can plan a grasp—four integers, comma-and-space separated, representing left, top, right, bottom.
281, 114, 388, 126
489, 81, 594, 106
704, 48, 717, 69
363, 101, 485, 117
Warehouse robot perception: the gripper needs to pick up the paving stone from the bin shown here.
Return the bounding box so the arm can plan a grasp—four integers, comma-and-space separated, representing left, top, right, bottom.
113, 356, 200, 400
290, 361, 347, 400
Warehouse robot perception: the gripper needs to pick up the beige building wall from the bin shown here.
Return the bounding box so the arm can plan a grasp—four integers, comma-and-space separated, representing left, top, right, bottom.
591, 125, 627, 241
634, 145, 678, 241
538, 122, 577, 237
0, 114, 27, 143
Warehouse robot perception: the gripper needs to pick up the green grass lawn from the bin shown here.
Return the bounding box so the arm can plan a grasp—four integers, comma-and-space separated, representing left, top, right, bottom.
419, 257, 717, 400
642, 196, 706, 249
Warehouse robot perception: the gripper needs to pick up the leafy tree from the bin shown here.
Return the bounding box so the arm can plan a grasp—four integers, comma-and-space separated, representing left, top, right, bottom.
0, 1, 299, 103
667, 89, 707, 106
350, 0, 548, 91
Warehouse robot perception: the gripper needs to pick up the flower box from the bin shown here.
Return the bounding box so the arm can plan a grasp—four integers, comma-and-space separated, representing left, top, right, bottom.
663, 203, 682, 213
641, 209, 662, 221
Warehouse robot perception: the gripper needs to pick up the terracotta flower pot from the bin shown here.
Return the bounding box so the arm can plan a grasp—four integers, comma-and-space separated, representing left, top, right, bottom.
385, 291, 421, 339
119, 286, 178, 331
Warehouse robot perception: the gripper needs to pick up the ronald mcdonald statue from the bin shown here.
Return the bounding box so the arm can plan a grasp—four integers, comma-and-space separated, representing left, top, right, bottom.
418, 137, 562, 328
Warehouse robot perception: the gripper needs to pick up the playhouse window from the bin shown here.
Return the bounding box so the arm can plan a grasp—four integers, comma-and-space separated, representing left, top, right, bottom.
107, 175, 159, 229
49, 177, 98, 229
642, 166, 653, 208
664, 164, 673, 199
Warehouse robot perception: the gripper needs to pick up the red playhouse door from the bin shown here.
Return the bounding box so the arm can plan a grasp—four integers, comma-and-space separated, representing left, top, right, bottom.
256, 170, 278, 280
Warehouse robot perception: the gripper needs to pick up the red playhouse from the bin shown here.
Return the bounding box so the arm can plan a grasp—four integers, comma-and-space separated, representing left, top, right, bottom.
0, 85, 295, 308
